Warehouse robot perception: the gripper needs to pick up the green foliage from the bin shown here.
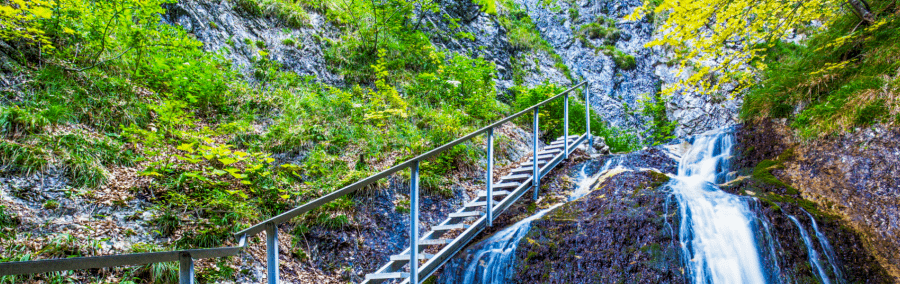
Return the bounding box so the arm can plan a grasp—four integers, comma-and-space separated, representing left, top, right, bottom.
0, 205, 17, 239
640, 92, 676, 145
497, 0, 553, 53
579, 16, 620, 45
511, 83, 640, 152
742, 1, 900, 137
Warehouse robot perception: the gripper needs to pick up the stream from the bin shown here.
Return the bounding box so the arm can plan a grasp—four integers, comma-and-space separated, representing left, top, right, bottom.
440, 129, 848, 284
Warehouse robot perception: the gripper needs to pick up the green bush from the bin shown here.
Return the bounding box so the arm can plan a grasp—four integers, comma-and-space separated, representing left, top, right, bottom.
511, 83, 640, 152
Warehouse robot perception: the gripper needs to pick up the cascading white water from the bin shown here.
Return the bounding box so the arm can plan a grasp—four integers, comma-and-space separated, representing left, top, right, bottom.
671, 129, 768, 284
441, 204, 562, 284
569, 157, 622, 201
788, 215, 831, 284
803, 209, 844, 282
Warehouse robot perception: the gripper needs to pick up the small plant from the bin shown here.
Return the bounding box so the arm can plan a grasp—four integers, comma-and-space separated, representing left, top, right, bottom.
153, 211, 181, 237
255, 40, 266, 49
281, 38, 296, 46
43, 200, 60, 209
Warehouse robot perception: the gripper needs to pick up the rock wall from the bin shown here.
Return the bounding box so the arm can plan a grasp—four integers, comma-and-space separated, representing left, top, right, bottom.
733, 121, 899, 281
163, 0, 343, 84
516, 0, 660, 133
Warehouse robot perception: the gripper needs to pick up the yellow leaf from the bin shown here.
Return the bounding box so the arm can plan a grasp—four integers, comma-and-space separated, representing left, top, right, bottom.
280, 194, 290, 199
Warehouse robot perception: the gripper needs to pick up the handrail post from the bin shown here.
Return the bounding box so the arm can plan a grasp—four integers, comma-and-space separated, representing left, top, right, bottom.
179, 252, 194, 284
486, 127, 494, 227
266, 222, 279, 284
532, 107, 540, 201
409, 161, 420, 284
564, 93, 569, 158
585, 87, 591, 153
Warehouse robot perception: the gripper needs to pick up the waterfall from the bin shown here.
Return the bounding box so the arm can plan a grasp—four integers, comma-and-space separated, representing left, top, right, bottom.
671, 129, 768, 283
440, 204, 562, 284
569, 156, 622, 201
788, 215, 831, 284
803, 209, 844, 282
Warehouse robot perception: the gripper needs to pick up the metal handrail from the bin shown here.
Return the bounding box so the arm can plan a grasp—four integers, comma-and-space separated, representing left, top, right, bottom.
235, 81, 587, 238
0, 81, 589, 284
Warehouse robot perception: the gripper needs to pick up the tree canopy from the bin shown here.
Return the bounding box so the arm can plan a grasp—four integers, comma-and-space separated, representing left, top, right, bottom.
626, 0, 847, 98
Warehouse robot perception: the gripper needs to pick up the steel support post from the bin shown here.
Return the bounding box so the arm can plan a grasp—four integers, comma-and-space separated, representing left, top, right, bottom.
409, 161, 420, 284
486, 127, 494, 227
266, 222, 278, 284
179, 252, 194, 284
564, 93, 569, 158
532, 107, 540, 201
585, 88, 592, 153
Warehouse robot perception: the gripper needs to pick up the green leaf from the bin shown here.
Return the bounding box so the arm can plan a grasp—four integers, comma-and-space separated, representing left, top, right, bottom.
176, 143, 195, 153
219, 157, 238, 165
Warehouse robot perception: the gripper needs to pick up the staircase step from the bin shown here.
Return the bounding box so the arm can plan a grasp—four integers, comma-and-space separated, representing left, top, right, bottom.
366, 272, 410, 280
433, 224, 470, 231
449, 211, 483, 218
418, 239, 454, 245
492, 182, 519, 189
511, 167, 538, 174
501, 174, 530, 181
538, 148, 563, 155
477, 190, 510, 197
465, 201, 488, 207
521, 160, 548, 167
390, 253, 435, 261
532, 154, 554, 161
551, 137, 579, 145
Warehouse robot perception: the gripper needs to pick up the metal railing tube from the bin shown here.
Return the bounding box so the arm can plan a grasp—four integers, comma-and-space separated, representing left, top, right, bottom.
409, 161, 420, 284
585, 87, 591, 152
266, 222, 279, 284
486, 128, 494, 227
234, 81, 585, 239
179, 252, 194, 284
532, 107, 540, 201
564, 93, 569, 159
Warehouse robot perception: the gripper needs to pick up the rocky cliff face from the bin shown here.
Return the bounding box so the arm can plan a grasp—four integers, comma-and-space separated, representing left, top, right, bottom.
163, 0, 343, 84
732, 121, 900, 281
515, 0, 659, 133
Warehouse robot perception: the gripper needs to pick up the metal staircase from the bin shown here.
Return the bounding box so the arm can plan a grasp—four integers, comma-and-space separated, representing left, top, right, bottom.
364, 135, 586, 283
0, 82, 592, 284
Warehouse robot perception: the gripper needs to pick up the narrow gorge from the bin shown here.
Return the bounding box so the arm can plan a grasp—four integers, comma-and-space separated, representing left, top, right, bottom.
0, 0, 898, 283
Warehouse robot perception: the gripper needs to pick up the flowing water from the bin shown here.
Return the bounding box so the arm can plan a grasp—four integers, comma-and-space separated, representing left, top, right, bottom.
443, 129, 851, 284
569, 156, 622, 201
671, 130, 768, 284
788, 215, 831, 284
803, 209, 844, 282
439, 204, 562, 284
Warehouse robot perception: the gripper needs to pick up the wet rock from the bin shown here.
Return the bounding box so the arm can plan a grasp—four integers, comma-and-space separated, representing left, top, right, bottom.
591, 136, 610, 154
728, 121, 897, 282
511, 169, 684, 283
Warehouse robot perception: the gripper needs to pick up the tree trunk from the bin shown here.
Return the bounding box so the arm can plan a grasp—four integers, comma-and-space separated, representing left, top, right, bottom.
847, 0, 874, 23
